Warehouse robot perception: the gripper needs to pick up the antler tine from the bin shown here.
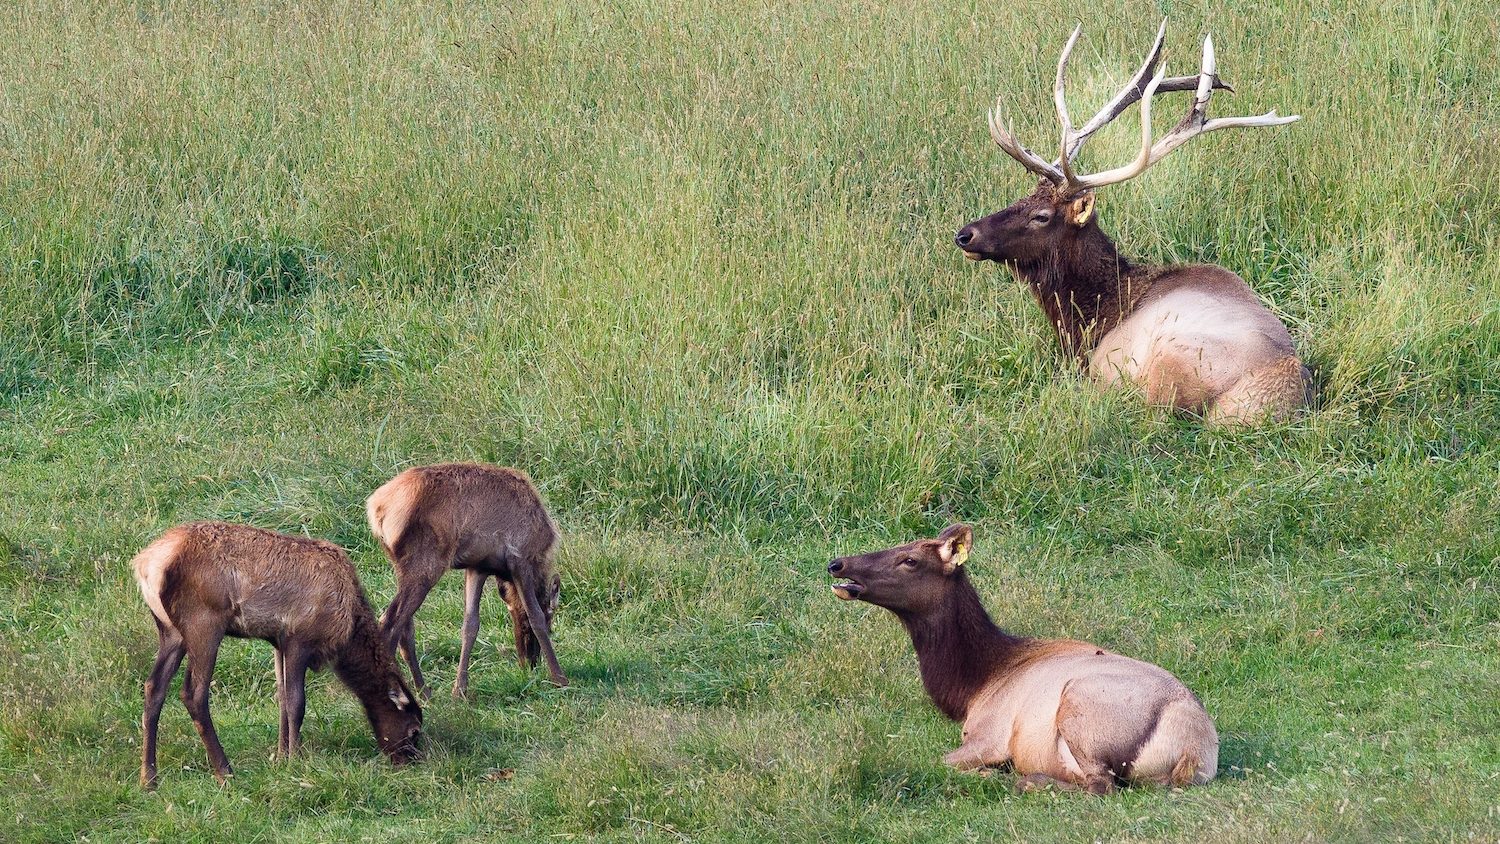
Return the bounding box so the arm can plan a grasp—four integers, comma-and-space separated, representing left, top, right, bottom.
1147, 34, 1301, 163
1056, 20, 1236, 167
1063, 66, 1167, 194
987, 98, 1065, 184
1059, 19, 1165, 165
981, 22, 1295, 195
1053, 25, 1084, 189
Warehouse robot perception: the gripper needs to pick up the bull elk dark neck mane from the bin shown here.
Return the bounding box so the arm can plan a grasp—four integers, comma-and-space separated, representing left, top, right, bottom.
1017, 221, 1152, 361
896, 570, 1030, 721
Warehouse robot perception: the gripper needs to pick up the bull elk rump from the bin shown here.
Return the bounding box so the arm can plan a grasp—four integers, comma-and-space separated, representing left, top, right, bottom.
368, 463, 567, 698
828, 525, 1217, 792
954, 21, 1310, 425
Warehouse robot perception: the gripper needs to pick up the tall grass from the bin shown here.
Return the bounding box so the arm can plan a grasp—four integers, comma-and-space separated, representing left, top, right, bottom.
1, 0, 1497, 841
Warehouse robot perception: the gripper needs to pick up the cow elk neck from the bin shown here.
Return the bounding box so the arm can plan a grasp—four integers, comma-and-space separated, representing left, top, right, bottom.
896, 569, 1030, 721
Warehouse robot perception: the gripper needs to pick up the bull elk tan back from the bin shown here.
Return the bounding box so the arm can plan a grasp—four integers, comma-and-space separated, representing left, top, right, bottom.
828, 524, 1217, 792
368, 462, 567, 697
953, 20, 1310, 425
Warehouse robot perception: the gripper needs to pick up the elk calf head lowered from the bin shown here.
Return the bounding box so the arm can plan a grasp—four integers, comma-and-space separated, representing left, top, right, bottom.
133, 522, 422, 789
829, 525, 1218, 793
955, 21, 1311, 425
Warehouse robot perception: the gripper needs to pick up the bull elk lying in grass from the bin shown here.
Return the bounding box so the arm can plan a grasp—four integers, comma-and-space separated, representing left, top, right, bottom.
133, 522, 423, 789
829, 524, 1217, 792
368, 463, 568, 698
954, 21, 1310, 425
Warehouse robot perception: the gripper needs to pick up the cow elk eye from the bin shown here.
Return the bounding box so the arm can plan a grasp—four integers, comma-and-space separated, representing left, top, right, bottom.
898, 557, 918, 569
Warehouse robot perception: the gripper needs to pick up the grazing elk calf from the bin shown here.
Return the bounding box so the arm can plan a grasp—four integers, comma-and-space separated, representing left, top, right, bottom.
955, 21, 1310, 425
368, 463, 567, 698
132, 522, 422, 789
828, 525, 1217, 793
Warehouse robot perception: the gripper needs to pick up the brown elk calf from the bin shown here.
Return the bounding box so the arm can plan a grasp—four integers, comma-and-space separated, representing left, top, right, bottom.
367, 463, 567, 698
132, 522, 422, 789
828, 524, 1217, 793
954, 21, 1310, 425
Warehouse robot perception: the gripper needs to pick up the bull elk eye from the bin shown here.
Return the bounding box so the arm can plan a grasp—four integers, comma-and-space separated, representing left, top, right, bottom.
1029, 210, 1052, 226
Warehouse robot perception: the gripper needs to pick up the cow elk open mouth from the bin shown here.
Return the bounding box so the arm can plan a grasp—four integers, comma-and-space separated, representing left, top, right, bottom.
831, 579, 864, 600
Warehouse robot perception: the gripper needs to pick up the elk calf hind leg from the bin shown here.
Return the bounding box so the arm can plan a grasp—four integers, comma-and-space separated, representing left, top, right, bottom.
381, 560, 446, 698
453, 570, 487, 698
1206, 355, 1310, 426
1016, 773, 1091, 794
180, 634, 232, 782
141, 628, 186, 789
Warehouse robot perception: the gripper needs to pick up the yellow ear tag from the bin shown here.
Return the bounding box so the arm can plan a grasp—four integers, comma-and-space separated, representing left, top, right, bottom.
951, 540, 969, 567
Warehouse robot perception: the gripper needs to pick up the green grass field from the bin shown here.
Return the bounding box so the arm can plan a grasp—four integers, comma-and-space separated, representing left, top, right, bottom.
2, 0, 1497, 840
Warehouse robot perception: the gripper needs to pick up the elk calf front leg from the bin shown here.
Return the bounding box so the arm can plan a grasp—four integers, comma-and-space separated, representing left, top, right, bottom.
274, 650, 289, 758
280, 646, 312, 757
943, 740, 1006, 772
453, 570, 486, 698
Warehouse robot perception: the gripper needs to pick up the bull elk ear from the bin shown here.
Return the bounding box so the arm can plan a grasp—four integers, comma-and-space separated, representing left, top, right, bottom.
935, 523, 974, 574
1066, 192, 1096, 227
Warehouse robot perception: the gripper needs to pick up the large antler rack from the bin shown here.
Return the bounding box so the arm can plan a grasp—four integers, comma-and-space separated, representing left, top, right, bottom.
985, 19, 1300, 198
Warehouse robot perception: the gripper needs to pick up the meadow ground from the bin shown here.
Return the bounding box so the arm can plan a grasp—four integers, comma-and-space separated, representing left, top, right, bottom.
2, 1, 1498, 841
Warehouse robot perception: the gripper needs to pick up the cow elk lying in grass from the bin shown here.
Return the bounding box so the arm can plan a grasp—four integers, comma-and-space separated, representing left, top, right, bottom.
133, 522, 423, 789
828, 524, 1217, 793
368, 463, 567, 698
954, 21, 1310, 425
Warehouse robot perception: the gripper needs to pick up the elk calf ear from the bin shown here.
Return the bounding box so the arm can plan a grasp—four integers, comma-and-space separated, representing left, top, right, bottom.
389, 685, 413, 711
936, 523, 974, 574
1067, 193, 1096, 226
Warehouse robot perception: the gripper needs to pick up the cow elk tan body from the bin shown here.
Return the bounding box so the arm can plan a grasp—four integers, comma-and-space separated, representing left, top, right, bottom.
954, 21, 1310, 425
368, 463, 567, 697
828, 525, 1217, 793
132, 521, 422, 789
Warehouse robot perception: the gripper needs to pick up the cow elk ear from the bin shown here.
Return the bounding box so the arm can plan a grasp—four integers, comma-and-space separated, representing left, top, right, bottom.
936, 523, 974, 574
1067, 192, 1096, 227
